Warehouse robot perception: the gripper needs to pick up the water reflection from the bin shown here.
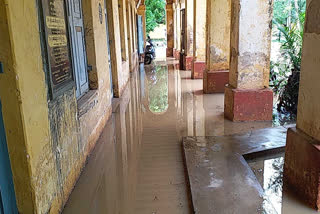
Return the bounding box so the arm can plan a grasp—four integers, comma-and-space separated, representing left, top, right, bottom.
63, 71, 143, 214
247, 154, 284, 214
147, 66, 169, 113
263, 156, 284, 213
248, 154, 284, 213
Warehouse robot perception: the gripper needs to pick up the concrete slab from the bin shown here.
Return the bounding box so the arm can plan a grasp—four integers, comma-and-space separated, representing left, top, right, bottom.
183, 127, 288, 213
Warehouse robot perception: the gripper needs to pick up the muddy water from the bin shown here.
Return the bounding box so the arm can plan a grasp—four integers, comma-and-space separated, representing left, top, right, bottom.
248, 153, 318, 214
63, 60, 300, 214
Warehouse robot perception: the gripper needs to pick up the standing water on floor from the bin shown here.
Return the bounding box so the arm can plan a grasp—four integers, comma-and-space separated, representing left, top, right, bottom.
62, 59, 315, 214
247, 153, 285, 213
247, 153, 318, 214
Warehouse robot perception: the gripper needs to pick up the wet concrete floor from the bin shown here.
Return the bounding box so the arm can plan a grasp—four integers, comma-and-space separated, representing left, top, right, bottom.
183, 127, 318, 214
62, 59, 302, 213
183, 127, 287, 213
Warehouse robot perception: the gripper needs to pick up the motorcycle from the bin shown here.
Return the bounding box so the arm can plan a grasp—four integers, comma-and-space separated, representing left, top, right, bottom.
144, 41, 156, 65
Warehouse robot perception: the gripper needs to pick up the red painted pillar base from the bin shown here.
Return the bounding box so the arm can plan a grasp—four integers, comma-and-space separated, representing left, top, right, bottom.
191, 61, 205, 79
174, 50, 180, 60
284, 128, 320, 211
203, 70, 229, 93
166, 48, 173, 57
224, 86, 273, 121
185, 56, 193, 70
173, 49, 180, 69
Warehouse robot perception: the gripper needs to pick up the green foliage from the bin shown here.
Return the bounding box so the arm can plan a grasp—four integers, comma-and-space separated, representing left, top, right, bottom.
147, 66, 169, 113
145, 0, 166, 33
270, 0, 306, 115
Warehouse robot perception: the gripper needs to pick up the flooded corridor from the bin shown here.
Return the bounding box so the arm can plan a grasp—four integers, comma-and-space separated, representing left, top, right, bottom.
62, 59, 313, 214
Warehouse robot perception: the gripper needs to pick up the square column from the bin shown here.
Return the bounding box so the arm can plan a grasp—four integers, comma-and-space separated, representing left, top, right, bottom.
191, 0, 206, 79
284, 0, 320, 210
173, 3, 177, 58
166, 2, 174, 57
184, 0, 194, 70
224, 0, 273, 121
203, 0, 231, 93
174, 2, 181, 61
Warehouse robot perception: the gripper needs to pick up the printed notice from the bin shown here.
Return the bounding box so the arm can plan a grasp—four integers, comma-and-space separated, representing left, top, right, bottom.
46, 16, 66, 30
42, 0, 73, 87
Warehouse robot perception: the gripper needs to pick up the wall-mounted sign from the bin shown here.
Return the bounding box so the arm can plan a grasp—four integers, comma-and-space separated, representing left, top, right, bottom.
42, 0, 73, 94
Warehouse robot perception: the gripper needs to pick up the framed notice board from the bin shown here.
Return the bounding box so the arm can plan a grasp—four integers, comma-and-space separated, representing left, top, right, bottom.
41, 0, 74, 98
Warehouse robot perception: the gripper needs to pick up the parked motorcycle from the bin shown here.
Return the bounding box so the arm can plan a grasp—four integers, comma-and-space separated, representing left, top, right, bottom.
144, 40, 156, 65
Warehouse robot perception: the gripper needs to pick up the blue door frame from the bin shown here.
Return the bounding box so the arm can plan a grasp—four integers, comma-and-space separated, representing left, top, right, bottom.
0, 100, 18, 214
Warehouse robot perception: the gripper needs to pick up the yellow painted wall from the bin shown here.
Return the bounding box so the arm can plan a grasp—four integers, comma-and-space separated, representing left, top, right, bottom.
296, 0, 320, 141
0, 0, 35, 212
193, 0, 206, 61
107, 0, 131, 97
3, 0, 54, 213
206, 0, 231, 71
185, 0, 194, 56
229, 0, 272, 89
0, 0, 138, 213
175, 2, 181, 52
166, 3, 174, 56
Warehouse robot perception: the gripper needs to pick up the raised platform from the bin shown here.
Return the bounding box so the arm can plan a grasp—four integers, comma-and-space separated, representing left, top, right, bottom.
183, 127, 288, 213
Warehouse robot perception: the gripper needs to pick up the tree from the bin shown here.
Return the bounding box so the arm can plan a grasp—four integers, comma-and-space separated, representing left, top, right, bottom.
145, 0, 166, 33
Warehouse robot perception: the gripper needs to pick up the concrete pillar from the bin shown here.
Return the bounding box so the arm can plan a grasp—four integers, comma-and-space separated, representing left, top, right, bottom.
173, 3, 177, 57
126, 0, 133, 70
224, 0, 273, 121
191, 0, 206, 79
283, 0, 320, 210
203, 0, 231, 92
183, 0, 194, 70
166, 1, 174, 57
174, 2, 181, 60
106, 0, 123, 97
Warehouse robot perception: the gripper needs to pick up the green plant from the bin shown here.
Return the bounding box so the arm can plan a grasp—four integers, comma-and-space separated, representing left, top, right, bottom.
145, 0, 166, 33
270, 0, 305, 115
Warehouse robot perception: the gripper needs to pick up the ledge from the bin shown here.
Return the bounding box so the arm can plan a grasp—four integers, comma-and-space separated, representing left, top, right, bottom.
183, 126, 288, 213
77, 90, 98, 118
